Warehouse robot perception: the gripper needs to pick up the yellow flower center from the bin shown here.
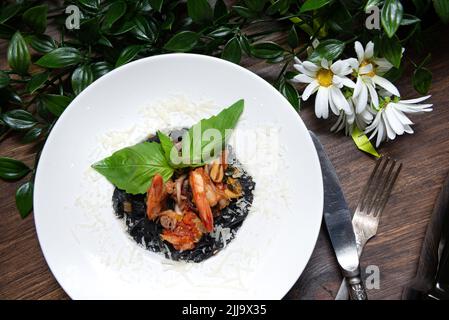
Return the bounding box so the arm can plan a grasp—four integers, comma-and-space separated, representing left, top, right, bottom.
316, 68, 333, 87
360, 60, 376, 77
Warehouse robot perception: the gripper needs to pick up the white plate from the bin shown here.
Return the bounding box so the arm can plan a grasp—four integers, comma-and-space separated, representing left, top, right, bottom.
34, 54, 323, 300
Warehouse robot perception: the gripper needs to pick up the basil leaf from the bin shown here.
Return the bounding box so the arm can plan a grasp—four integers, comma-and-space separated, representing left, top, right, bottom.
381, 0, 404, 38
187, 0, 213, 23
0, 4, 21, 24
7, 31, 31, 75
0, 70, 10, 89
40, 94, 72, 117
309, 39, 345, 62
36, 47, 82, 68
26, 34, 57, 53
23, 4, 48, 34
103, 1, 127, 29
2, 109, 37, 130
149, 0, 164, 12
222, 37, 242, 64
434, 0, 449, 23
71, 65, 94, 95
16, 181, 34, 218
181, 99, 244, 166
115, 45, 143, 68
92, 142, 174, 195
380, 35, 402, 68
250, 42, 284, 59
413, 67, 432, 95
287, 25, 299, 49
157, 131, 177, 165
26, 71, 49, 93
91, 61, 113, 79
0, 157, 31, 181
22, 126, 45, 144
164, 31, 199, 52
300, 0, 332, 13
281, 82, 300, 110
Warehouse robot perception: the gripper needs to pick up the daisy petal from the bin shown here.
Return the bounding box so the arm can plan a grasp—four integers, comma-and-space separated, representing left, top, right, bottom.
399, 95, 431, 104
315, 87, 329, 119
365, 41, 374, 59
382, 111, 397, 140
302, 61, 320, 71
292, 74, 315, 83
359, 63, 373, 74
372, 75, 400, 97
330, 86, 351, 114
385, 105, 405, 135
355, 83, 368, 113
366, 82, 379, 108
355, 41, 364, 63
302, 80, 320, 101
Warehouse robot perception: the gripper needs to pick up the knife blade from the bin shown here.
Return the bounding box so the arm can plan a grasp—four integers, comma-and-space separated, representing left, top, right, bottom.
310, 132, 367, 300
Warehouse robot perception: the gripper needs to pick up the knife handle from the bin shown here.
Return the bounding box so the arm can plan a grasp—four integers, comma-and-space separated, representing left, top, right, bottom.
347, 275, 368, 300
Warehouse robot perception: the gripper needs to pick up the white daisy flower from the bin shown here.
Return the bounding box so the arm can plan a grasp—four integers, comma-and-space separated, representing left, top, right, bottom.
351, 41, 401, 113
331, 97, 374, 135
293, 57, 356, 119
364, 95, 433, 147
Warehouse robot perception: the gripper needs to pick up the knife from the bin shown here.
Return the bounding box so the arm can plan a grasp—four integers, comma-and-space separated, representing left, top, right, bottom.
310, 132, 367, 300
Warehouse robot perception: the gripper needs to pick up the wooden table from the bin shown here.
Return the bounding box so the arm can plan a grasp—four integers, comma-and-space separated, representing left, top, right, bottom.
1, 23, 449, 300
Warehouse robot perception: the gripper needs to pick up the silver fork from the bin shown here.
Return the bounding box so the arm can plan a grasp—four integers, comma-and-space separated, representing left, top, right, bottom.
335, 156, 402, 300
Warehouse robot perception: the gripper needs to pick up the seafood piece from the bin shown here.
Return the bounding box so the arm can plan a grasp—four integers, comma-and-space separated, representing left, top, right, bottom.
189, 168, 214, 232
159, 209, 183, 230
224, 177, 243, 199
209, 150, 227, 183
146, 174, 167, 220
161, 211, 205, 251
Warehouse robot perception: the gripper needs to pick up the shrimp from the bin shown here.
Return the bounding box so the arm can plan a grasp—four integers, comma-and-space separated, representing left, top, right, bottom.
161, 211, 204, 251
146, 174, 167, 220
189, 168, 214, 232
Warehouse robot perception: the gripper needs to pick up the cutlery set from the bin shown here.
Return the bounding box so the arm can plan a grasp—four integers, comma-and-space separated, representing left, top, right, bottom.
310, 132, 402, 300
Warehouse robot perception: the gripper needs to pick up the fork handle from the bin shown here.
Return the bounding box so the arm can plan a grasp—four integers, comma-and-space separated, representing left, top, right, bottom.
347, 275, 368, 300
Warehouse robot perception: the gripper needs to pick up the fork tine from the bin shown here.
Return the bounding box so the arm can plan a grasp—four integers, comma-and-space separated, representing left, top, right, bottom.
365, 158, 396, 215
355, 157, 384, 213
372, 161, 402, 217
359, 157, 390, 213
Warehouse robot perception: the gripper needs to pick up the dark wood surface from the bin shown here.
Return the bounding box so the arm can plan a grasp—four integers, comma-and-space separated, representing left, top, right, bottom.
1, 22, 449, 300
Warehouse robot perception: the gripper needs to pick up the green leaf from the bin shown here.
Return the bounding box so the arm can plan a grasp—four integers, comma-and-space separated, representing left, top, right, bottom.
380, 35, 402, 68
250, 42, 284, 59
351, 126, 380, 158
7, 32, 31, 75
36, 47, 82, 68
232, 6, 256, 18
16, 181, 34, 218
300, 0, 332, 13
40, 94, 72, 117
180, 99, 244, 166
0, 157, 31, 181
26, 71, 49, 93
365, 0, 383, 10
281, 82, 300, 110
115, 45, 143, 68
209, 26, 233, 38
22, 126, 45, 143
22, 4, 48, 34
91, 61, 113, 79
309, 39, 345, 62
434, 0, 449, 23
413, 67, 432, 94
149, 0, 164, 12
26, 34, 57, 53
0, 4, 21, 24
157, 130, 176, 165
381, 0, 404, 38
244, 0, 267, 12
164, 31, 199, 52
79, 0, 100, 10
161, 12, 175, 30
214, 0, 228, 19
0, 70, 10, 89
131, 16, 158, 42
287, 26, 299, 49
187, 0, 213, 23
103, 1, 127, 29
92, 142, 174, 194
222, 37, 242, 64
2, 110, 37, 130
400, 14, 421, 25
71, 65, 94, 95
